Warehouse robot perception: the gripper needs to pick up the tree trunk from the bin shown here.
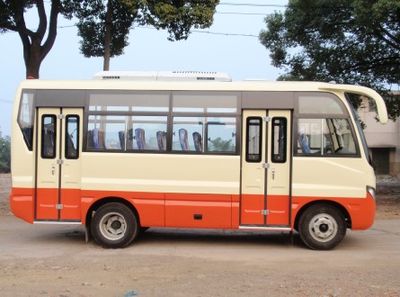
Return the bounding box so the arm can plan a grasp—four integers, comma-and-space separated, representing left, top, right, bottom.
26, 40, 42, 79
103, 0, 113, 71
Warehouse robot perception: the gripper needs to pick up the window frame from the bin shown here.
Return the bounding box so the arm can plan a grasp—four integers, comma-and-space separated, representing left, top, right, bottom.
245, 117, 263, 163
293, 92, 361, 158
65, 115, 80, 159
41, 114, 57, 159
17, 91, 35, 151
271, 117, 287, 163
83, 90, 240, 155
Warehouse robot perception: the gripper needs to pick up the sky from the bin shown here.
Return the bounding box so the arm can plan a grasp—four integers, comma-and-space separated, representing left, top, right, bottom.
0, 1, 288, 136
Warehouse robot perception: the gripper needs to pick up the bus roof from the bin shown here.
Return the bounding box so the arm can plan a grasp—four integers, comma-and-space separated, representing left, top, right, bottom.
18, 79, 388, 124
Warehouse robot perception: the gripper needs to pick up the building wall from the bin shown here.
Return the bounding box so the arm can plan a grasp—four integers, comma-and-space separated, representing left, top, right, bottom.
358, 94, 400, 176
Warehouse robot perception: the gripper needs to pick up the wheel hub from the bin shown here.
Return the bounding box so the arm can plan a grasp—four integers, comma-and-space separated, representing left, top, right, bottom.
99, 212, 127, 241
308, 213, 338, 243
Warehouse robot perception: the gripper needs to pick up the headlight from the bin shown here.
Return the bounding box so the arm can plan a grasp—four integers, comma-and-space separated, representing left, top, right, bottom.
367, 186, 376, 200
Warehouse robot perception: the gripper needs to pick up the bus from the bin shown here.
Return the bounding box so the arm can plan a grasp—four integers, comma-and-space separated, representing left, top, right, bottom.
10, 71, 388, 250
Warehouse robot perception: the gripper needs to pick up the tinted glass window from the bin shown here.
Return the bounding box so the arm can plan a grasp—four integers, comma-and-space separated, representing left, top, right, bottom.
65, 115, 79, 159
41, 115, 56, 159
89, 93, 169, 112
271, 117, 287, 163
298, 95, 345, 115
246, 117, 262, 162
18, 92, 35, 150
173, 93, 238, 113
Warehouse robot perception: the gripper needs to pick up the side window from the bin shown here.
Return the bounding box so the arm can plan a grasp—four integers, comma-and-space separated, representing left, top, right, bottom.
207, 118, 236, 153
128, 116, 168, 151
271, 117, 287, 163
297, 118, 357, 156
65, 115, 79, 159
87, 115, 126, 151
246, 117, 262, 162
172, 117, 204, 152
41, 115, 57, 159
172, 117, 237, 153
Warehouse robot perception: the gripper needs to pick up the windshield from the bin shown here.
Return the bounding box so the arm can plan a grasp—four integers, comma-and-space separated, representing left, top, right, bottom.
346, 94, 371, 163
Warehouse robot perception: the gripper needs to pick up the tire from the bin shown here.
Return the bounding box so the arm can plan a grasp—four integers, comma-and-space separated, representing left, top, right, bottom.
298, 204, 346, 250
90, 202, 139, 248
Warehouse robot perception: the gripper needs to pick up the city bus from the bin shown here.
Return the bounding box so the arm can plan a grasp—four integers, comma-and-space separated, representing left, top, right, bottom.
10, 71, 388, 250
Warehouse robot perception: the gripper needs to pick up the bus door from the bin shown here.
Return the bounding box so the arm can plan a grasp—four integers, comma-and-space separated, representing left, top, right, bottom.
240, 110, 291, 227
36, 108, 83, 221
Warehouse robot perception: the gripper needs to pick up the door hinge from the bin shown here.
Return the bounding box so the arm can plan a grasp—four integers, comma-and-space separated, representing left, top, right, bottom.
56, 159, 64, 165
56, 204, 63, 210
262, 163, 270, 169
261, 209, 269, 216
57, 114, 65, 120
263, 116, 271, 123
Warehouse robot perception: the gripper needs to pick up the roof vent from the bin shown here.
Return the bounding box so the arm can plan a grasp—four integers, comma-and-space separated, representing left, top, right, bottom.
94, 71, 231, 82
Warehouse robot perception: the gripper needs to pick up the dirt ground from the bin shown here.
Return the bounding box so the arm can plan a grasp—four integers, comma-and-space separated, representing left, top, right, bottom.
1, 173, 400, 297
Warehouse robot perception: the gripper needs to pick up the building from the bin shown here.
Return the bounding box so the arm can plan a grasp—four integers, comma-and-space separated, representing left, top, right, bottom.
359, 92, 400, 176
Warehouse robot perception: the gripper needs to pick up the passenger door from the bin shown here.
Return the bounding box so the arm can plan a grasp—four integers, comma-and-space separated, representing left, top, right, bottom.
35, 108, 83, 221
240, 110, 291, 227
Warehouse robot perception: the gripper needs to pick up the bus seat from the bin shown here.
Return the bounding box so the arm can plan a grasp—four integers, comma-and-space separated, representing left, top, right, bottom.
156, 131, 167, 151
193, 132, 202, 152
118, 131, 125, 150
179, 128, 189, 151
299, 133, 311, 154
135, 128, 146, 150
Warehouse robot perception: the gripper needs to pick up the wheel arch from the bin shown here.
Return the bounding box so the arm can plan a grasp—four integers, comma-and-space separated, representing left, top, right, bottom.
293, 200, 352, 231
85, 197, 140, 228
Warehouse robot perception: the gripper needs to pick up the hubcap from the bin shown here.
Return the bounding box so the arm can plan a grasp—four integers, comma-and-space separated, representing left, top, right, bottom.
99, 212, 127, 241
308, 213, 338, 243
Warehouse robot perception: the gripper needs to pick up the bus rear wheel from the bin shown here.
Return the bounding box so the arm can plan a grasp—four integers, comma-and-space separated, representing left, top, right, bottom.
298, 204, 346, 250
90, 202, 138, 248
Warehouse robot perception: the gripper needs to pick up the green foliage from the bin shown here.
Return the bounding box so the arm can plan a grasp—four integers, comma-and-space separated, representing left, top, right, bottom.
65, 0, 139, 58
0, 133, 11, 173
209, 137, 234, 152
259, 0, 400, 119
141, 0, 219, 41
68, 0, 218, 59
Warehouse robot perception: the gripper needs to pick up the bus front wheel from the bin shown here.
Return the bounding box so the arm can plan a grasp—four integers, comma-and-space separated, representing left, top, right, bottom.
298, 204, 346, 250
90, 202, 138, 248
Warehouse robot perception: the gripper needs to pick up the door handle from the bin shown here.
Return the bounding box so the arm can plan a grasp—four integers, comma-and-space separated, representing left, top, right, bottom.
271, 169, 275, 180
51, 164, 55, 176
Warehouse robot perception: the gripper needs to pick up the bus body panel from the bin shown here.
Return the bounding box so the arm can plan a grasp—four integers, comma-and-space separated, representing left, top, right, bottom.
9, 80, 383, 244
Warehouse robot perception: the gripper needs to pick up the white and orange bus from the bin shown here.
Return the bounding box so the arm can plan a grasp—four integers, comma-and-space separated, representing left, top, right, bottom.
10, 71, 388, 249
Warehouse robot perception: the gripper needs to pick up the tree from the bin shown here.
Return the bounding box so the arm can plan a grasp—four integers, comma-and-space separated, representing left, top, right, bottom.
69, 0, 219, 70
0, 132, 11, 173
259, 0, 400, 118
0, 0, 73, 78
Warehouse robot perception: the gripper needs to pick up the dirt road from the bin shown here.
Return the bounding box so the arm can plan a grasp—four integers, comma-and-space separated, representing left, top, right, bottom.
0, 216, 400, 297
1, 174, 400, 296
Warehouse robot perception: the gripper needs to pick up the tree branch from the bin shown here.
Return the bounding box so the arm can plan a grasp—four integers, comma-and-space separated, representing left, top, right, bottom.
36, 0, 47, 39
41, 0, 60, 61
378, 24, 400, 49
14, 2, 31, 69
